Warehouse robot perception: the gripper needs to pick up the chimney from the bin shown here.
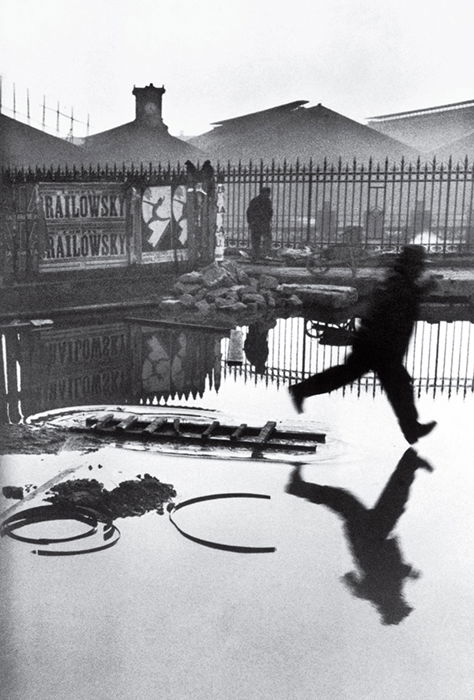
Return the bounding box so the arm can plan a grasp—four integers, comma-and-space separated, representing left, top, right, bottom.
132, 83, 167, 128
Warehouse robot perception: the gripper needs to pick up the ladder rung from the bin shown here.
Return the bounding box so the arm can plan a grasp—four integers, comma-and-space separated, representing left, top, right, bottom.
142, 417, 167, 434
256, 421, 277, 443
201, 421, 220, 439
117, 415, 138, 431
94, 413, 115, 429
230, 424, 247, 440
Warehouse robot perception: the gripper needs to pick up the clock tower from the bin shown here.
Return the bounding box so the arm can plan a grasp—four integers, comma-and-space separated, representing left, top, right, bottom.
133, 83, 167, 128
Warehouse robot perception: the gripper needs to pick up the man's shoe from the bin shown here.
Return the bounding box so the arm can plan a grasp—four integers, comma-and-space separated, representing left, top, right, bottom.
289, 385, 304, 414
404, 420, 437, 444
417, 421, 437, 440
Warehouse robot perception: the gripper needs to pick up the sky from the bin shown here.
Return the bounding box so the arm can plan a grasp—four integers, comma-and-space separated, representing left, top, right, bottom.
1, 0, 474, 139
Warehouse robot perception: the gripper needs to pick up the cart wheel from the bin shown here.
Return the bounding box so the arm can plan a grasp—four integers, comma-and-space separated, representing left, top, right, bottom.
307, 254, 330, 275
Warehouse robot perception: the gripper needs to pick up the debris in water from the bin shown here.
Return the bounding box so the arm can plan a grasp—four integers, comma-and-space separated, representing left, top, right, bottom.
45, 474, 176, 520
2, 486, 24, 500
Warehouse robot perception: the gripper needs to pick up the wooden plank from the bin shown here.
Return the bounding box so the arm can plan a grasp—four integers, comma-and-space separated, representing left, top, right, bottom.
93, 413, 116, 429
142, 417, 167, 434
201, 421, 220, 439
255, 421, 277, 443
116, 415, 138, 431
125, 317, 231, 333
230, 424, 247, 441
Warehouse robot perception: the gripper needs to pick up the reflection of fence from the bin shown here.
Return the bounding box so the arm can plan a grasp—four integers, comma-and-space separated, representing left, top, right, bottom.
0, 324, 223, 424
225, 318, 474, 397
1, 317, 473, 426
217, 158, 474, 254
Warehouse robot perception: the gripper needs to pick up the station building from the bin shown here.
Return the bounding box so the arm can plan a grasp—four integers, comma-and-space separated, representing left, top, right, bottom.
81, 84, 203, 166
0, 112, 83, 168
367, 99, 474, 161
189, 100, 419, 165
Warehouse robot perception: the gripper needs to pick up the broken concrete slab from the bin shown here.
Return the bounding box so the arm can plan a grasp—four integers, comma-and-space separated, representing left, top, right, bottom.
277, 283, 358, 308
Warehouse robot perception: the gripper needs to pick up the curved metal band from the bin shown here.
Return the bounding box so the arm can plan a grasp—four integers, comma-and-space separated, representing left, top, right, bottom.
169, 492, 276, 554
33, 523, 121, 556
1, 505, 101, 545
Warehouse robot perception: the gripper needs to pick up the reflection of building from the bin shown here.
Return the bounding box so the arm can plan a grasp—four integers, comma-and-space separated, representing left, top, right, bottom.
0, 321, 225, 423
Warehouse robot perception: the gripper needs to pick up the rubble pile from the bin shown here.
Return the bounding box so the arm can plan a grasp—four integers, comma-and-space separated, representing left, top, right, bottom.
158, 260, 358, 322
160, 260, 303, 318
45, 474, 176, 520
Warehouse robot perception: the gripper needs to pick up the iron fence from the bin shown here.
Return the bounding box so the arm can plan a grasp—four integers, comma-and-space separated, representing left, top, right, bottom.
2, 157, 474, 269
215, 158, 474, 254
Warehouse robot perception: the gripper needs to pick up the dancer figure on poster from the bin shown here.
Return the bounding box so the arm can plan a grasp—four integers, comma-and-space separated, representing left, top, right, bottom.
289, 245, 437, 444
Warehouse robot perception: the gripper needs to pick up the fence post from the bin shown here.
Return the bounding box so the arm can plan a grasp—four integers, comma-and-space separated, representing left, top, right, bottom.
443, 157, 452, 254
306, 158, 313, 246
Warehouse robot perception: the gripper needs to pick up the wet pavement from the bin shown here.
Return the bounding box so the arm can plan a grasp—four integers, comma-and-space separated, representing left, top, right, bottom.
1, 316, 473, 699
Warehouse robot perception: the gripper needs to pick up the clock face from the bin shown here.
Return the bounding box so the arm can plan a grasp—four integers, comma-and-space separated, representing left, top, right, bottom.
144, 101, 158, 114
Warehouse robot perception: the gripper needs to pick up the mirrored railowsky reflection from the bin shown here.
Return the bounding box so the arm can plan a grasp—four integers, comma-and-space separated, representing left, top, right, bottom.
1, 316, 473, 426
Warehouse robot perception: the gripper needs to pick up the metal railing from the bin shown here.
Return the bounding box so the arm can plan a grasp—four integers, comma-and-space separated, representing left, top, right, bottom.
216, 158, 474, 253
2, 157, 474, 272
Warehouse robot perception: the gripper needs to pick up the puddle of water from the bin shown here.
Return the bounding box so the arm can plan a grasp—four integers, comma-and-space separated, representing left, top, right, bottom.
0, 315, 473, 699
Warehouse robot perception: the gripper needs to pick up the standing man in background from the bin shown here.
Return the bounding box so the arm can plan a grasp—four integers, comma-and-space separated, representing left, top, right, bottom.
246, 187, 273, 260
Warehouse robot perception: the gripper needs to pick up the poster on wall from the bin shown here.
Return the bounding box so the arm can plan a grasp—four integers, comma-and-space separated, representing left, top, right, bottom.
38, 182, 129, 271
215, 183, 226, 262
141, 185, 189, 263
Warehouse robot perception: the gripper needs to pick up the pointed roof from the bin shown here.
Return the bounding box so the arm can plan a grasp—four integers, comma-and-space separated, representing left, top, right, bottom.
189, 101, 419, 164
211, 101, 308, 126
427, 129, 474, 162
367, 99, 474, 153
82, 120, 204, 165
0, 113, 84, 167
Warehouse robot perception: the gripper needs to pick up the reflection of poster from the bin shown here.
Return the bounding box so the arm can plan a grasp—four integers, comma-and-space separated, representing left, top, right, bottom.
19, 323, 131, 415
139, 328, 222, 401
141, 331, 186, 393
141, 185, 189, 263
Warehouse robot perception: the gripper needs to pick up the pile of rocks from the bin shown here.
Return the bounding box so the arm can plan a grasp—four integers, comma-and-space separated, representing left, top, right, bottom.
159, 260, 304, 318
158, 260, 358, 321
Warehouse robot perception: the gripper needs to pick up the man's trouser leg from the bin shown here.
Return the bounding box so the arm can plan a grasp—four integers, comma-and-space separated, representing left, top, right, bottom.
250, 227, 261, 259
262, 228, 272, 257
376, 361, 418, 440
292, 351, 371, 398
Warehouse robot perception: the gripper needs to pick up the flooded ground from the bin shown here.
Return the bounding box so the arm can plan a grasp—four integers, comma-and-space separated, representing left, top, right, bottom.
1, 315, 473, 699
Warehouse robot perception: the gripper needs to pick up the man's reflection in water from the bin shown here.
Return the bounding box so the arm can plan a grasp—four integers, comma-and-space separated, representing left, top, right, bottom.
244, 320, 276, 375
286, 448, 433, 625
